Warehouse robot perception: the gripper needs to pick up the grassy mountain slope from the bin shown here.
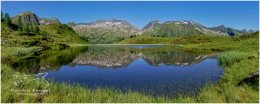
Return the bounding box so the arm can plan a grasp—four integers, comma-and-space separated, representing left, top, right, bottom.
75, 28, 128, 44
142, 22, 203, 37
1, 13, 86, 49
39, 24, 85, 44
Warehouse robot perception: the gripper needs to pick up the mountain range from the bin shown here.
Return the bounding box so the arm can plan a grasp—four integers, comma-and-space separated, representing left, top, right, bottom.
3, 11, 257, 44
69, 19, 255, 43
68, 19, 141, 43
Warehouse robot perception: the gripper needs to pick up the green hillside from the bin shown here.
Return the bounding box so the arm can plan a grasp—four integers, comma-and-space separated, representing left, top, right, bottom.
119, 32, 258, 53
143, 22, 203, 37
1, 12, 86, 49
75, 28, 127, 44
118, 35, 175, 44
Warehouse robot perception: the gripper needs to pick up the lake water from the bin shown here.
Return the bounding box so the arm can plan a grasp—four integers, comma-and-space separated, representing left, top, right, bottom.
13, 45, 223, 97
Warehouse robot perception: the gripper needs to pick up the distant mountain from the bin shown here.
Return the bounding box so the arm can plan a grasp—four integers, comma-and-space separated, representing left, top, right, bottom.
68, 19, 141, 44
209, 25, 247, 36
39, 18, 61, 25
142, 20, 253, 37
5, 11, 257, 45
142, 20, 204, 37
68, 19, 255, 43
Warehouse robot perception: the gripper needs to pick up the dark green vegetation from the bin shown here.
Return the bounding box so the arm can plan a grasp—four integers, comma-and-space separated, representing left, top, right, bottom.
1, 46, 90, 75
1, 11, 86, 49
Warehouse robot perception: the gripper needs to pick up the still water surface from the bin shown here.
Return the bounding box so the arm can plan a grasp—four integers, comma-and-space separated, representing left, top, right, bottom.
14, 45, 223, 97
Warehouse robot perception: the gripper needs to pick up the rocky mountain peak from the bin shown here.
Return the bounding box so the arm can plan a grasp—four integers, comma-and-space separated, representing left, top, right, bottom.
173, 20, 193, 25
163, 20, 191, 24
72, 19, 139, 30
12, 11, 40, 25
69, 19, 142, 43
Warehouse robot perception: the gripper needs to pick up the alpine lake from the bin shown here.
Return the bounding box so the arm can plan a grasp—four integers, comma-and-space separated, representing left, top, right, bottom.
12, 45, 223, 98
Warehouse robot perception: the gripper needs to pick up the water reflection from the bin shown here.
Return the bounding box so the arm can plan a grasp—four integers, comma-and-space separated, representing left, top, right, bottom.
12, 45, 223, 97
71, 45, 215, 68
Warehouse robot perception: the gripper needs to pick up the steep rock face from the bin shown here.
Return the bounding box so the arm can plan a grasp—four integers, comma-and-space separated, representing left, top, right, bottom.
11, 11, 61, 26
69, 19, 141, 44
12, 11, 40, 25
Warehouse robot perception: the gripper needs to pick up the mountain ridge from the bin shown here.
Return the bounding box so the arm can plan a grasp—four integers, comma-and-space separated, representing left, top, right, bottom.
4, 11, 257, 44
70, 19, 255, 37
68, 19, 141, 43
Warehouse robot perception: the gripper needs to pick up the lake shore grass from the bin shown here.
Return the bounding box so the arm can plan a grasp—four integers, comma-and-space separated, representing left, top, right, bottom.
218, 51, 244, 67
1, 32, 259, 103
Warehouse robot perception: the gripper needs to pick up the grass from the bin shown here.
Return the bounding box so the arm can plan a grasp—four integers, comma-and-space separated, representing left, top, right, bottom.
198, 52, 259, 102
1, 32, 259, 103
118, 35, 175, 44
218, 51, 244, 67
1, 47, 40, 65
1, 22, 86, 48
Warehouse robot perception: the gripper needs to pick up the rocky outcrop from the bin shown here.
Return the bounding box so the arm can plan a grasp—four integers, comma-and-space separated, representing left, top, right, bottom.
12, 11, 40, 25
12, 11, 62, 26
238, 70, 259, 86
39, 18, 61, 25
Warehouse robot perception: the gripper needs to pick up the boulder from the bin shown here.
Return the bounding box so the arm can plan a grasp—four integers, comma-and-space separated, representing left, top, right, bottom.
238, 70, 259, 88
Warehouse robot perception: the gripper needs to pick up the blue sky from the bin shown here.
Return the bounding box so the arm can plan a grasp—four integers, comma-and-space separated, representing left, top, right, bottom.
1, 1, 259, 30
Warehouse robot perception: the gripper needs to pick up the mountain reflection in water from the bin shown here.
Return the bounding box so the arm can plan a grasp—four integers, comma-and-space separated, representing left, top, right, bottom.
12, 45, 223, 97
